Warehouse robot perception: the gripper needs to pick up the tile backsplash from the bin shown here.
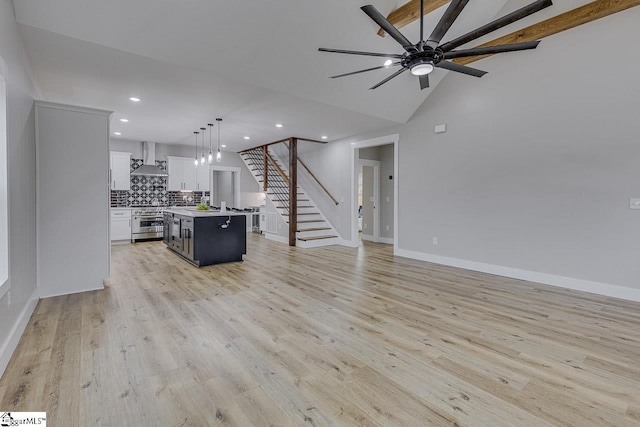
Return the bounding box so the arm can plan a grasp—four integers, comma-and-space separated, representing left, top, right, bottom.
110, 158, 208, 207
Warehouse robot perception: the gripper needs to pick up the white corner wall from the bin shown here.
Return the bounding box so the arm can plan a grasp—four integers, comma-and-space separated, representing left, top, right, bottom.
393, 6, 640, 297
36, 101, 112, 298
0, 0, 40, 377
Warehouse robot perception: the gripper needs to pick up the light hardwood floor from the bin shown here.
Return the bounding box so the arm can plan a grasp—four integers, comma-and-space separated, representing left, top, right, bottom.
1, 235, 640, 426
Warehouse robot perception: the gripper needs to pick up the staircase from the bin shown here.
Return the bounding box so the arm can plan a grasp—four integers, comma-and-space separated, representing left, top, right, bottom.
241, 147, 340, 248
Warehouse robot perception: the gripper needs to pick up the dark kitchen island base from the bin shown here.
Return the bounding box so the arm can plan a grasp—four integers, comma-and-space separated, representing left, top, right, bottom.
164, 209, 247, 267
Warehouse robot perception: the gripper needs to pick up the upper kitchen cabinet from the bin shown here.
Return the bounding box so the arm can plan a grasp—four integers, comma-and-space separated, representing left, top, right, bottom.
35, 101, 112, 298
197, 162, 210, 192
167, 156, 199, 191
110, 151, 131, 190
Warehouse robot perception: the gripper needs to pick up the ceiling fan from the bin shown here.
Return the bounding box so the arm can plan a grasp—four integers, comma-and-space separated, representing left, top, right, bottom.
319, 0, 553, 90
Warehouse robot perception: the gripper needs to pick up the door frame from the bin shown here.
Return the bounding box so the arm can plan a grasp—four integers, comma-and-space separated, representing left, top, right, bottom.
350, 134, 399, 251
209, 166, 241, 208
358, 159, 380, 243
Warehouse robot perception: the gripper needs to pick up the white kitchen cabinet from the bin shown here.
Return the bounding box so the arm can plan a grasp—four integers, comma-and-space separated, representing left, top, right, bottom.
167, 156, 185, 191
167, 156, 200, 191
110, 208, 131, 242
197, 162, 210, 192
110, 151, 131, 190
183, 161, 198, 190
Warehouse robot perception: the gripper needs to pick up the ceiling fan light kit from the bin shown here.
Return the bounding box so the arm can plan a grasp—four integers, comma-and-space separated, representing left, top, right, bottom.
410, 61, 434, 76
319, 0, 553, 90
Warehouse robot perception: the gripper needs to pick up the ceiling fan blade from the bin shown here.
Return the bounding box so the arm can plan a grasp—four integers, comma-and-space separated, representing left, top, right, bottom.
439, 0, 552, 53
370, 67, 409, 90
361, 5, 415, 51
331, 63, 400, 79
443, 41, 540, 59
419, 74, 430, 90
426, 0, 470, 48
436, 60, 487, 77
318, 48, 403, 59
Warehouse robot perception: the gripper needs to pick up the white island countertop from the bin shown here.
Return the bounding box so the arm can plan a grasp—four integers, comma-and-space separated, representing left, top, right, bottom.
165, 208, 249, 218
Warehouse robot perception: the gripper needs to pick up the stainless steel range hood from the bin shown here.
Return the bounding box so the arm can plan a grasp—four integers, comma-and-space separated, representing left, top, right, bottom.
131, 141, 168, 177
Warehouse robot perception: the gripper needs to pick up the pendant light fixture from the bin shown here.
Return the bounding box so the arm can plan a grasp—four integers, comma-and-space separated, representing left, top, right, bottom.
207, 123, 214, 163
200, 127, 206, 165
216, 118, 223, 162
193, 131, 199, 166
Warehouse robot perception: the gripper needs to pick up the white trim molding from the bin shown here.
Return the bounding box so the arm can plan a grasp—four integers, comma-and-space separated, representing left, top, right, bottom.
396, 248, 640, 303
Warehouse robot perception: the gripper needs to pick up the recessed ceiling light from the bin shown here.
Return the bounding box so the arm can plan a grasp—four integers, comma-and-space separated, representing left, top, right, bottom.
383, 59, 393, 67
129, 97, 140, 102
114, 132, 122, 136
275, 123, 283, 128
221, 145, 227, 148
243, 136, 250, 140
321, 136, 328, 139
120, 118, 129, 122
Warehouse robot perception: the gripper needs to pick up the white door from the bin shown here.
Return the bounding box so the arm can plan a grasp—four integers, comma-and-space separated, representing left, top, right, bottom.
359, 160, 380, 243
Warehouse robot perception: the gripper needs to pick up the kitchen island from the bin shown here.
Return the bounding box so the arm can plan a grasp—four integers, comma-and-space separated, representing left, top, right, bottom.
163, 208, 247, 267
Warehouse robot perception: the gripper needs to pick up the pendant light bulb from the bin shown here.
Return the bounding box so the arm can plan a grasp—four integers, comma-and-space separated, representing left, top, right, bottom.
200, 127, 206, 165
208, 123, 214, 164
193, 131, 199, 167
216, 118, 223, 163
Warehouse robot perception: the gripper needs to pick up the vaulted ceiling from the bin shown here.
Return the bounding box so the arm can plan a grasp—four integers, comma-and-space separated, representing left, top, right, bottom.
13, 0, 607, 150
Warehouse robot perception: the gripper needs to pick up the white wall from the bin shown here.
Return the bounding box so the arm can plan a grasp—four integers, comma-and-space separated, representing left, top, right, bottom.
0, 0, 40, 376
294, 5, 640, 298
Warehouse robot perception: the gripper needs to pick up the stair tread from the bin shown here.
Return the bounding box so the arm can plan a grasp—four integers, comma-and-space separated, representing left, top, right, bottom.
296, 220, 326, 223
297, 235, 338, 242
297, 227, 331, 232
282, 213, 319, 216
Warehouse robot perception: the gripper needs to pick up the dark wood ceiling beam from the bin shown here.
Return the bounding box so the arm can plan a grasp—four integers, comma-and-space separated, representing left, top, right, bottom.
454, 0, 640, 65
377, 0, 451, 37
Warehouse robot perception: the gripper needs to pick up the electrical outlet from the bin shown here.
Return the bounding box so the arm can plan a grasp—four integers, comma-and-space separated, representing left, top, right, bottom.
432, 237, 439, 245
364, 223, 367, 229
386, 196, 390, 203
630, 198, 640, 209
386, 225, 390, 231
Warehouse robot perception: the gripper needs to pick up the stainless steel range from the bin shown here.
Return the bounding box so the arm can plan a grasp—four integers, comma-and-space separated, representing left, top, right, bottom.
132, 207, 164, 241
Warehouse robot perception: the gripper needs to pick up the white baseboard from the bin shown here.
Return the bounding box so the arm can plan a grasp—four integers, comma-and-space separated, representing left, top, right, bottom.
39, 284, 104, 299
265, 233, 289, 245
0, 287, 39, 378
379, 237, 394, 245
395, 248, 640, 303
361, 234, 375, 242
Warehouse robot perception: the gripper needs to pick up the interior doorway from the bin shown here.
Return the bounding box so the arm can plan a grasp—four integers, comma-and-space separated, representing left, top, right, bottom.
350, 134, 398, 249
209, 166, 241, 208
